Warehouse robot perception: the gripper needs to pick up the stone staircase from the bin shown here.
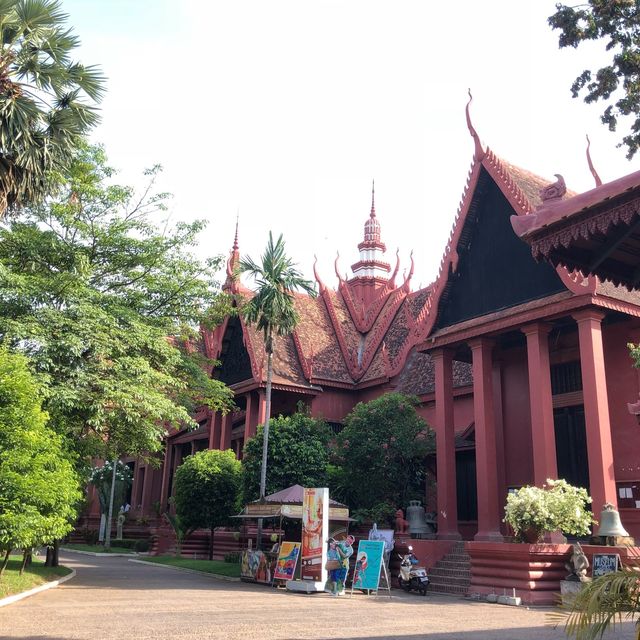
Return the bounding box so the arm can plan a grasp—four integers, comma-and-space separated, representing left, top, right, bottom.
427, 541, 471, 596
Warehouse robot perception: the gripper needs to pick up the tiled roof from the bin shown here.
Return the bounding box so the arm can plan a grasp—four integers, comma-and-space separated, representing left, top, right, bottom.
395, 350, 472, 396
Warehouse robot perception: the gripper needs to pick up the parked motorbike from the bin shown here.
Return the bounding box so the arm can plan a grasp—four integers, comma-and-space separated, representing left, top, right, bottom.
397, 546, 429, 595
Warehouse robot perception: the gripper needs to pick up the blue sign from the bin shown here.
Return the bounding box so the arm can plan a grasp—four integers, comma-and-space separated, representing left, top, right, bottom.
352, 539, 385, 590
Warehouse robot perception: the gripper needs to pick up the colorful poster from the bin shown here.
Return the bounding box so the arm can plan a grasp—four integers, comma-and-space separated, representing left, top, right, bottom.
301, 487, 329, 582
273, 541, 301, 581
352, 540, 385, 591
240, 549, 276, 584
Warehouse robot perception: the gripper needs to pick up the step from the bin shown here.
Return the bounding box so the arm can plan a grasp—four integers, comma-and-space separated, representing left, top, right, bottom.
434, 559, 470, 570
429, 584, 469, 596
428, 574, 470, 586
429, 568, 471, 580
441, 553, 470, 562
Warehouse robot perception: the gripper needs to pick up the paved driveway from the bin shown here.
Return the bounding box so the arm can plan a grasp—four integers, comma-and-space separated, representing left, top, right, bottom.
0, 553, 634, 640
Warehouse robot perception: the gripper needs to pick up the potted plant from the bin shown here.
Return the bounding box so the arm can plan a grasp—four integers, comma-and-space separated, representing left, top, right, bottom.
504, 479, 595, 543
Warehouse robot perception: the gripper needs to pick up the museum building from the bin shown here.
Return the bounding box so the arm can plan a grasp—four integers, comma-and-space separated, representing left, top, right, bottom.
112, 107, 640, 556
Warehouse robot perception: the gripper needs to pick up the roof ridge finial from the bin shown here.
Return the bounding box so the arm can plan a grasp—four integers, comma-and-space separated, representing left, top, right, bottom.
233, 211, 239, 250
586, 135, 603, 187
370, 179, 376, 218
466, 89, 485, 162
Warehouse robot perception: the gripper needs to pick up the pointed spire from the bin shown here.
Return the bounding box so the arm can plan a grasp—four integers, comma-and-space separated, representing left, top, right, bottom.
233, 212, 239, 250
370, 179, 376, 218
224, 216, 241, 292
586, 135, 603, 187
466, 89, 485, 162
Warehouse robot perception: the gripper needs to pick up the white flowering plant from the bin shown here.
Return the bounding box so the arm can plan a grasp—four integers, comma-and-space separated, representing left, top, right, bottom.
504, 479, 595, 542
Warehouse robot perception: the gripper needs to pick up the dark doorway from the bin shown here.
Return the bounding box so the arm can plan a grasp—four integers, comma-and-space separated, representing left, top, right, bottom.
456, 449, 478, 521
554, 406, 590, 491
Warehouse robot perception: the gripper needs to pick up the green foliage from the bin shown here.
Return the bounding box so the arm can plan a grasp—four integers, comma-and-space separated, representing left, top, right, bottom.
239, 232, 316, 354
334, 393, 434, 511
0, 0, 105, 214
241, 411, 332, 502
162, 511, 191, 557
224, 551, 241, 563
141, 555, 241, 577
238, 232, 316, 501
0, 145, 234, 461
551, 563, 640, 640
0, 347, 81, 561
352, 502, 397, 528
88, 461, 132, 516
134, 539, 150, 553
0, 555, 71, 598
549, 1, 640, 158
503, 479, 595, 541
174, 449, 242, 533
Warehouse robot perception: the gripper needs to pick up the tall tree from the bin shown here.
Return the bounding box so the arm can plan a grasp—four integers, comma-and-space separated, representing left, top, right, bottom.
0, 0, 105, 215
549, 1, 640, 158
334, 393, 434, 512
173, 449, 241, 560
0, 347, 81, 576
0, 146, 234, 509
239, 233, 316, 506
241, 410, 331, 502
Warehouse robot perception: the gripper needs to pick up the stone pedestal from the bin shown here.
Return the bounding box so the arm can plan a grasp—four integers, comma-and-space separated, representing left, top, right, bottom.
560, 580, 586, 607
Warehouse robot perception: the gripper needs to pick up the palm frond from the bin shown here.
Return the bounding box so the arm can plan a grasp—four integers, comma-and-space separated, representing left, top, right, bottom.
549, 567, 640, 640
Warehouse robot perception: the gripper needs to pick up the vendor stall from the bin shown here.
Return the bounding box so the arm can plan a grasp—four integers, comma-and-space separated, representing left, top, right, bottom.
233, 484, 352, 586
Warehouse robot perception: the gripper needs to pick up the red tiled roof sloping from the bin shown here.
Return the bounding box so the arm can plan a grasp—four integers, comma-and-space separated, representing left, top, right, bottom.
595, 279, 640, 305
395, 350, 472, 397
292, 294, 354, 384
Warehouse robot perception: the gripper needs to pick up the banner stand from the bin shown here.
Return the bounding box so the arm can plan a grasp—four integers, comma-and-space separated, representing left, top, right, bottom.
349, 562, 392, 598
349, 539, 392, 598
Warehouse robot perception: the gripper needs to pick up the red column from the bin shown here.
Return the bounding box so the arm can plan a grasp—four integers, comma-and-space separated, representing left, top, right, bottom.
208, 413, 222, 450
159, 443, 173, 510
244, 392, 258, 442
522, 323, 558, 485
257, 390, 267, 426
469, 337, 503, 542
432, 348, 460, 539
140, 465, 151, 512
573, 310, 617, 515
220, 413, 232, 450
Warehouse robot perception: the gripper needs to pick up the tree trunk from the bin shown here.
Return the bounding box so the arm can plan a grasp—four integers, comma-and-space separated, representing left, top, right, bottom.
257, 334, 274, 550
19, 550, 30, 575
45, 540, 60, 567
209, 527, 214, 561
0, 549, 11, 576
104, 457, 118, 549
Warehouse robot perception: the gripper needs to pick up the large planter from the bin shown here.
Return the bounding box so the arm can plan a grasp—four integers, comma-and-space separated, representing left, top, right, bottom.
466, 541, 572, 605
520, 527, 544, 544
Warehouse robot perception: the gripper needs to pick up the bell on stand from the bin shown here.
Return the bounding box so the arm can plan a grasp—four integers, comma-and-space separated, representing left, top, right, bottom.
596, 503, 630, 545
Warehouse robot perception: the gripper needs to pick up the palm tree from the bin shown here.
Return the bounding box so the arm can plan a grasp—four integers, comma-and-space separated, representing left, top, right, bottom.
0, 0, 105, 215
553, 567, 640, 639
239, 232, 315, 515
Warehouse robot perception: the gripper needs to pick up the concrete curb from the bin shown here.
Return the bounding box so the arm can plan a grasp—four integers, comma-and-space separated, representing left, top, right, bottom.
0, 568, 76, 608
129, 558, 241, 582
60, 547, 136, 558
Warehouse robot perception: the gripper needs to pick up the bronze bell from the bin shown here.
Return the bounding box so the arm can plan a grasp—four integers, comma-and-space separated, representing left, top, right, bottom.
596, 503, 629, 539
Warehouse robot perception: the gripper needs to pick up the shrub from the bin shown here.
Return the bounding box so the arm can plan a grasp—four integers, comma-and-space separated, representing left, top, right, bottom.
504, 479, 595, 541
352, 502, 397, 528
134, 539, 150, 553
81, 527, 99, 546
224, 551, 241, 563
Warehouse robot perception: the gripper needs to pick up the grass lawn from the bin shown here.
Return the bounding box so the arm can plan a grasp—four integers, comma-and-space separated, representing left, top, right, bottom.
0, 555, 72, 599
62, 543, 135, 554
142, 556, 241, 578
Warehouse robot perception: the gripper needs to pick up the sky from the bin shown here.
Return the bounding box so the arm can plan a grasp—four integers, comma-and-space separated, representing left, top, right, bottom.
61, 0, 639, 290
